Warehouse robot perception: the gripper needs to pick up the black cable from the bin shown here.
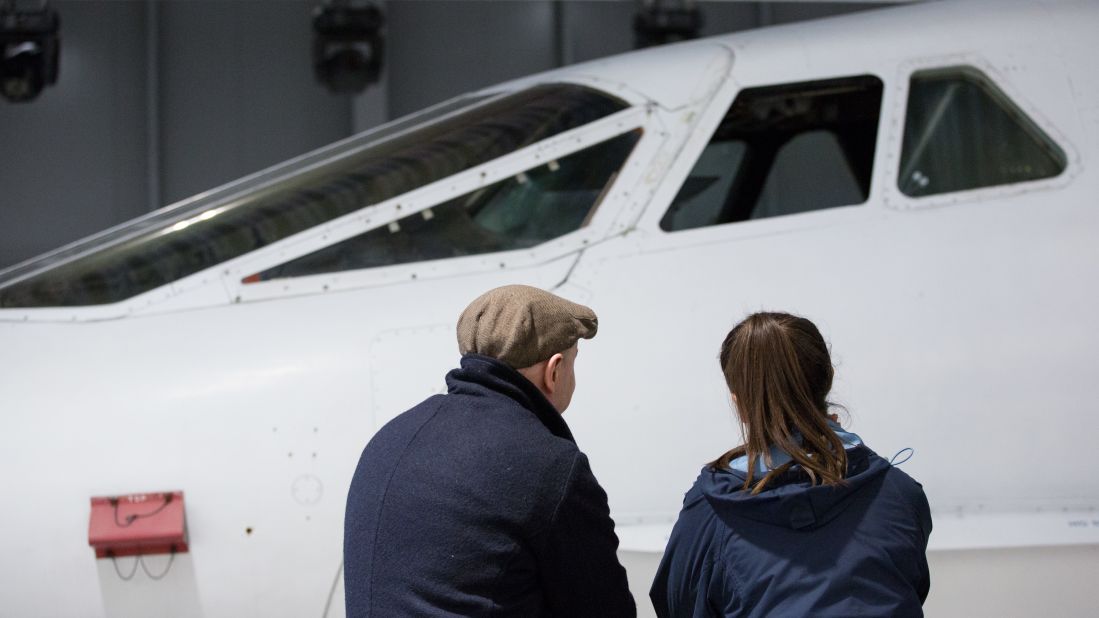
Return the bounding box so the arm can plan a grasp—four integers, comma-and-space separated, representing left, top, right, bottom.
111, 554, 139, 581
139, 550, 176, 581
112, 493, 174, 528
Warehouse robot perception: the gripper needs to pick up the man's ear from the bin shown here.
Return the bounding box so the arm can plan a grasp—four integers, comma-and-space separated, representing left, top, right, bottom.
543, 352, 564, 394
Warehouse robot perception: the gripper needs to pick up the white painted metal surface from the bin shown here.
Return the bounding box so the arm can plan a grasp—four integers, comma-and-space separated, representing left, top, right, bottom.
1, 1, 1097, 616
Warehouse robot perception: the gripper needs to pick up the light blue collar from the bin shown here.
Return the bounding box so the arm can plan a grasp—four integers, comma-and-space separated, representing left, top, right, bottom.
728, 420, 862, 474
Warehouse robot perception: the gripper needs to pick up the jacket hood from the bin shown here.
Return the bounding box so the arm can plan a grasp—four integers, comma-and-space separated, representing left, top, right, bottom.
696, 445, 890, 530
445, 354, 575, 443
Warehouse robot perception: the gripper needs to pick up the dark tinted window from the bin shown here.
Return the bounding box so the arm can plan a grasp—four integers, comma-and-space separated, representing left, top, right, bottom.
899, 67, 1066, 197
0, 85, 627, 308
249, 130, 641, 281
661, 75, 882, 232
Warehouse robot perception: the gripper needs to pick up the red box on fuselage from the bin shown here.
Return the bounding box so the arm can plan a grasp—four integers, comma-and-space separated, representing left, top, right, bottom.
88, 491, 188, 558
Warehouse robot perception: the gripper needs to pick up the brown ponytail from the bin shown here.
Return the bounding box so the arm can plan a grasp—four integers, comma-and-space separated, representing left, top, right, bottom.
707, 312, 847, 494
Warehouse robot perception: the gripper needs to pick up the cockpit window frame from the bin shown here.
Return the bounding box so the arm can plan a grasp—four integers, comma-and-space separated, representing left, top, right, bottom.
632, 65, 891, 248
656, 74, 885, 233
224, 105, 654, 305
0, 82, 659, 317
881, 56, 1078, 211
0, 87, 658, 321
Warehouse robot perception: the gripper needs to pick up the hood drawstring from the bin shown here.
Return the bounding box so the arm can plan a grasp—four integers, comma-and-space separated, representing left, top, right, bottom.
890, 447, 914, 466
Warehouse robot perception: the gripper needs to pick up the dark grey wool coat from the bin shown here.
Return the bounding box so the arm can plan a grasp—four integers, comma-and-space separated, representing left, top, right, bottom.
344, 354, 636, 618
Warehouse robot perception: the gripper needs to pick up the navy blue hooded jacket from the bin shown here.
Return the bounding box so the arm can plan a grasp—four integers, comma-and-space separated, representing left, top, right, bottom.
344, 354, 635, 617
650, 445, 931, 617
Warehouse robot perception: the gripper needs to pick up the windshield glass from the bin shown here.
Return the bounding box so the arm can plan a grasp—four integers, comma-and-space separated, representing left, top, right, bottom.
0, 84, 627, 308
249, 130, 641, 280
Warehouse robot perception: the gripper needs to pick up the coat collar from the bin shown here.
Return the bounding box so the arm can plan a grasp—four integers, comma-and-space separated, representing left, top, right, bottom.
445, 354, 575, 443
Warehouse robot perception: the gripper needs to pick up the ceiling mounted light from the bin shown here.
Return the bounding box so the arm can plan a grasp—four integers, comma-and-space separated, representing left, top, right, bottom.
0, 0, 60, 103
633, 0, 702, 50
312, 0, 384, 95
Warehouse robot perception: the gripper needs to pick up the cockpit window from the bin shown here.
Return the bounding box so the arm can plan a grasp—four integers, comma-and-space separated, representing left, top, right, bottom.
0, 84, 627, 308
249, 130, 641, 281
661, 75, 882, 232
899, 66, 1066, 197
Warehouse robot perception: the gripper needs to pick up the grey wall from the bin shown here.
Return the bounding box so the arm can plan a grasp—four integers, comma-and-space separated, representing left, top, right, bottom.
0, 1, 886, 270
157, 1, 352, 205
0, 0, 352, 269
384, 2, 879, 119
0, 1, 148, 269
386, 2, 558, 119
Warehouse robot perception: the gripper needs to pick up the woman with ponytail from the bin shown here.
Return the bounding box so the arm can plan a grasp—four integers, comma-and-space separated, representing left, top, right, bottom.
650, 312, 931, 617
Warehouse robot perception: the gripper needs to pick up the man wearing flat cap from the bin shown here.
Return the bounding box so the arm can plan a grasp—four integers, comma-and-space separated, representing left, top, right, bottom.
344, 285, 636, 618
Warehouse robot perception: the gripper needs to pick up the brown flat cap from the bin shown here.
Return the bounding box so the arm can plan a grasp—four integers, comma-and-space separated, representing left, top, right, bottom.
457, 285, 598, 368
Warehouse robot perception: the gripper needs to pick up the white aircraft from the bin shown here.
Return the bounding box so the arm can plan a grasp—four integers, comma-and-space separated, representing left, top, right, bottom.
1, 1, 1096, 616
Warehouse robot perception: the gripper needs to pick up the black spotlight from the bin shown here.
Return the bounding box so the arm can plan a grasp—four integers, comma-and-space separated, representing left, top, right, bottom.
312, 0, 384, 95
0, 0, 59, 103
633, 0, 702, 49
